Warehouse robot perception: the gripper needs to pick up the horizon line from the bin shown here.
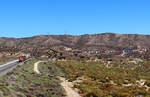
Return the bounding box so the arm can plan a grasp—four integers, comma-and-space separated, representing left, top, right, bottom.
0, 32, 150, 38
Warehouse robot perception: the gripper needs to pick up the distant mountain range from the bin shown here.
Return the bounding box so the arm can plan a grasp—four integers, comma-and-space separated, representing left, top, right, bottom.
0, 33, 150, 51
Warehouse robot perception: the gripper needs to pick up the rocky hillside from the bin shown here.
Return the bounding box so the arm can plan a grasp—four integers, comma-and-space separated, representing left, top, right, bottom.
0, 33, 150, 51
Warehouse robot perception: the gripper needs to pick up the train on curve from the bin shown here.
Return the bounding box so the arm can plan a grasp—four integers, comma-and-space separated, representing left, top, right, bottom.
18, 53, 36, 62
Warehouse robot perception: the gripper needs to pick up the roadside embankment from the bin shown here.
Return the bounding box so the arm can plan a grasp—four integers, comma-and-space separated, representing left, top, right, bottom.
0, 59, 66, 97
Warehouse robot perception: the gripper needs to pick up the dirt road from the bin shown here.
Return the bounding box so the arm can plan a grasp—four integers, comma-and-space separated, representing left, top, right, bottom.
34, 61, 81, 97
34, 61, 44, 74
59, 77, 81, 97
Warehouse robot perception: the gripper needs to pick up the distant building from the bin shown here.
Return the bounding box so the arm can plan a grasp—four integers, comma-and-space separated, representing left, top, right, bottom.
64, 47, 72, 51
138, 48, 147, 54
100, 50, 105, 54
124, 49, 133, 53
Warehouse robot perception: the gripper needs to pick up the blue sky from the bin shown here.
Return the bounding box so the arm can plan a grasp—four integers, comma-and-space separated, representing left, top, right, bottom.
0, 0, 150, 38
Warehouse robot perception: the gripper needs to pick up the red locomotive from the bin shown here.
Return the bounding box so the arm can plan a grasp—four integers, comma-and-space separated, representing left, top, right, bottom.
18, 52, 36, 62
19, 56, 26, 62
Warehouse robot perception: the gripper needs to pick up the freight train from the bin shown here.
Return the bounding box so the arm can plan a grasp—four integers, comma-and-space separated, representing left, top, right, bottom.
18, 53, 35, 62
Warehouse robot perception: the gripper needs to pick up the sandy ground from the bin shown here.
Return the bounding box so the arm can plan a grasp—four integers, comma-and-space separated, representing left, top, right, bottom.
34, 61, 44, 74
59, 77, 81, 97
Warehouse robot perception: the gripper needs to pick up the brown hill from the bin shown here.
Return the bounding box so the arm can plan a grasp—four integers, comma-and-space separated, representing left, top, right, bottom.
0, 33, 150, 52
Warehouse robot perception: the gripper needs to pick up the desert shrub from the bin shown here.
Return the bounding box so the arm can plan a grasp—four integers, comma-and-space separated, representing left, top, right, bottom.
145, 80, 150, 87
17, 92, 27, 97
84, 92, 99, 97
54, 60, 150, 96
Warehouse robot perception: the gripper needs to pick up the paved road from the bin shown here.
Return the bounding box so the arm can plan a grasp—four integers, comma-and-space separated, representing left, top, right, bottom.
0, 59, 25, 76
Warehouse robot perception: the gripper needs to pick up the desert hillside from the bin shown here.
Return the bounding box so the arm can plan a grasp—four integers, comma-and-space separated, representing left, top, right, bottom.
0, 33, 149, 51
